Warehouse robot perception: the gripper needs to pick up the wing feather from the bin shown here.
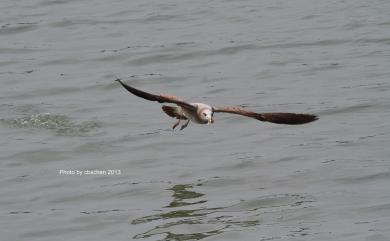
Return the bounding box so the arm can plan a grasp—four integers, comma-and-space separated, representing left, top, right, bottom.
116, 78, 195, 110
213, 106, 318, 125
162, 105, 187, 120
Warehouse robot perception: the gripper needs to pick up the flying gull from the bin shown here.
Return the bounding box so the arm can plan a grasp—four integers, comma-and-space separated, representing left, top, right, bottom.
116, 78, 318, 130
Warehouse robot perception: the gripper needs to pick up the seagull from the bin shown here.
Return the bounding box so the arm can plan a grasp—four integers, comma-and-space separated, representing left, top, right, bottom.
116, 78, 318, 130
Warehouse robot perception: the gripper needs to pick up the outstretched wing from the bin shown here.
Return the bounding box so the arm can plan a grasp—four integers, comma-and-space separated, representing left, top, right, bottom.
213, 106, 318, 125
116, 78, 196, 110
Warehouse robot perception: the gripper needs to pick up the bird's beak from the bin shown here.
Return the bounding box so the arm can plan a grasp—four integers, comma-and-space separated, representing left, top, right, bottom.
209, 118, 214, 124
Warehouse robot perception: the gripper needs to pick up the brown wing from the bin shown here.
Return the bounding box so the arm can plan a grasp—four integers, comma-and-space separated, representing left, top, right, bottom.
116, 78, 195, 110
162, 105, 187, 120
213, 106, 318, 125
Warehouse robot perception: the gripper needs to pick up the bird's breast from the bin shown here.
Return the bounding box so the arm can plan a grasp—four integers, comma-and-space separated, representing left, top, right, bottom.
182, 106, 208, 124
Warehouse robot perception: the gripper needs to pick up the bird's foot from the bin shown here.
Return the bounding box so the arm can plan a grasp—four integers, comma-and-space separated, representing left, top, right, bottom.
180, 120, 190, 130
172, 119, 181, 130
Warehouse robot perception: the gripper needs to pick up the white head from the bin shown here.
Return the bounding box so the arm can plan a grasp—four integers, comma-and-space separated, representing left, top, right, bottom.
199, 106, 214, 124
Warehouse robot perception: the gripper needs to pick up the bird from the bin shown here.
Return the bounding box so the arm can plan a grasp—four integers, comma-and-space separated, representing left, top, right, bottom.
115, 78, 318, 130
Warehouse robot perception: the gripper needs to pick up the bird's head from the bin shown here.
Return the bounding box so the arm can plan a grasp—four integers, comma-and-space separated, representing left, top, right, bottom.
201, 109, 214, 124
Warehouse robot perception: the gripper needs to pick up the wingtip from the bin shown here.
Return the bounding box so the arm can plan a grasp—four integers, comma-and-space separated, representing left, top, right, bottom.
292, 113, 319, 124
259, 113, 319, 125
114, 77, 122, 83
303, 114, 319, 124
115, 77, 129, 89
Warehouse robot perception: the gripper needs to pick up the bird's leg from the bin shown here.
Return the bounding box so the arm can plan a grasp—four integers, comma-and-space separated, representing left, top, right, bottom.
172, 118, 181, 130
180, 120, 190, 130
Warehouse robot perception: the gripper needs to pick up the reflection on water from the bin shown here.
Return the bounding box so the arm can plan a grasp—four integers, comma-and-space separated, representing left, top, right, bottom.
132, 182, 314, 240
166, 184, 206, 208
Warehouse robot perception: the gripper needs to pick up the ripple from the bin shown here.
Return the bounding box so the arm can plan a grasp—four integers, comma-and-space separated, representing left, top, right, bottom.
259, 39, 350, 49
0, 22, 39, 35
127, 44, 257, 66
318, 103, 379, 116
337, 171, 390, 184
1, 113, 100, 136
143, 14, 185, 23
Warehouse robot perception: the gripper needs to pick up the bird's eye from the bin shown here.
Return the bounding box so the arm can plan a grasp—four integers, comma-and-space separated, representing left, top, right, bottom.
203, 113, 207, 116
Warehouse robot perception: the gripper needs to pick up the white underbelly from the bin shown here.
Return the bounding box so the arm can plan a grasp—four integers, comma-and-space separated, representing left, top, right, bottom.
182, 109, 200, 123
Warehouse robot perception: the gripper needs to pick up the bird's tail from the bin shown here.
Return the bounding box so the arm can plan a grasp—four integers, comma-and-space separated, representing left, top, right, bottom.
162, 105, 187, 120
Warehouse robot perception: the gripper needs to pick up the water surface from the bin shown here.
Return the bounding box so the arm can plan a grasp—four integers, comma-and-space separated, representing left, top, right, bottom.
1, 0, 390, 240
